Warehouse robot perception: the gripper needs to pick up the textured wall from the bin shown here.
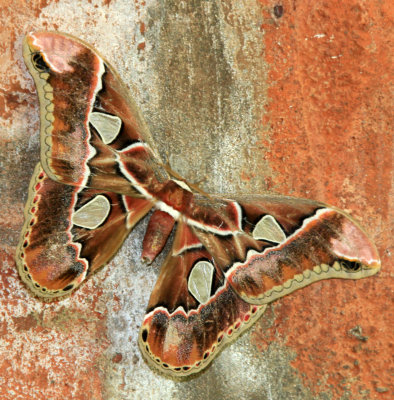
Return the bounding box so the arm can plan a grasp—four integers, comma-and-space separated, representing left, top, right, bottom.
0, 1, 392, 399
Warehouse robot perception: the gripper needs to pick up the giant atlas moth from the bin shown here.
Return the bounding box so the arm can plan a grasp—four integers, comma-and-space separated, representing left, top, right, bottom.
16, 32, 380, 377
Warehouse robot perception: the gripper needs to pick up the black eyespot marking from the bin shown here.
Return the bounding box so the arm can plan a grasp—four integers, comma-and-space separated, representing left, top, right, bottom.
31, 52, 50, 73
141, 329, 148, 342
274, 5, 284, 18
62, 284, 74, 291
163, 363, 169, 368
341, 260, 362, 272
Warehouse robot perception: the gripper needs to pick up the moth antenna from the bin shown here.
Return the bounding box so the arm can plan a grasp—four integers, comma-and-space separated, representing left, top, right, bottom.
159, 162, 211, 198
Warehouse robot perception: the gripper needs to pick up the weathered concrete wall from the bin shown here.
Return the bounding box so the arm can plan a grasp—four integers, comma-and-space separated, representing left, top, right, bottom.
0, 1, 392, 399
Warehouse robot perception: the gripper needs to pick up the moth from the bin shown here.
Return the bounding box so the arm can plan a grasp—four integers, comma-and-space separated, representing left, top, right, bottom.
17, 32, 380, 377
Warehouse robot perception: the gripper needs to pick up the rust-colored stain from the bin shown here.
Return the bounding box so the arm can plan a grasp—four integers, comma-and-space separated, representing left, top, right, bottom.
255, 0, 393, 399
0, 249, 110, 399
0, 0, 392, 399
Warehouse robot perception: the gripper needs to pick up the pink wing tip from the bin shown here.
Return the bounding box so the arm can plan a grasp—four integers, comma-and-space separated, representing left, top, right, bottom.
331, 216, 381, 271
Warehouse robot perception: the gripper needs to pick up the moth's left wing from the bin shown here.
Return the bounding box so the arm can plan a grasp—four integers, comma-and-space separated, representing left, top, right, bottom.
139, 220, 266, 377
16, 163, 153, 298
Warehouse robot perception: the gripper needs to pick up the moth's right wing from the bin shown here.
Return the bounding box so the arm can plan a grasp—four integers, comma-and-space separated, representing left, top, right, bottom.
23, 31, 168, 196
16, 163, 153, 298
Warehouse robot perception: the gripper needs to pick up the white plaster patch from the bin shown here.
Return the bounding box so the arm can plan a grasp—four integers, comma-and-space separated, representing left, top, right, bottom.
72, 195, 111, 229
89, 112, 122, 144
252, 214, 286, 243
188, 261, 215, 304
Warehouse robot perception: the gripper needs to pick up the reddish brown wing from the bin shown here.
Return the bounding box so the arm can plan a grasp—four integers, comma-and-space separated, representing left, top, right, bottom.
139, 220, 266, 376
188, 195, 380, 305
225, 196, 381, 304
139, 195, 380, 376
23, 32, 168, 196
16, 163, 153, 298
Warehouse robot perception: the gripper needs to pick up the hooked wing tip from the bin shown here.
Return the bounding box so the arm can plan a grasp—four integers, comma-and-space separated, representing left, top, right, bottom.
329, 211, 381, 275
23, 31, 88, 75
